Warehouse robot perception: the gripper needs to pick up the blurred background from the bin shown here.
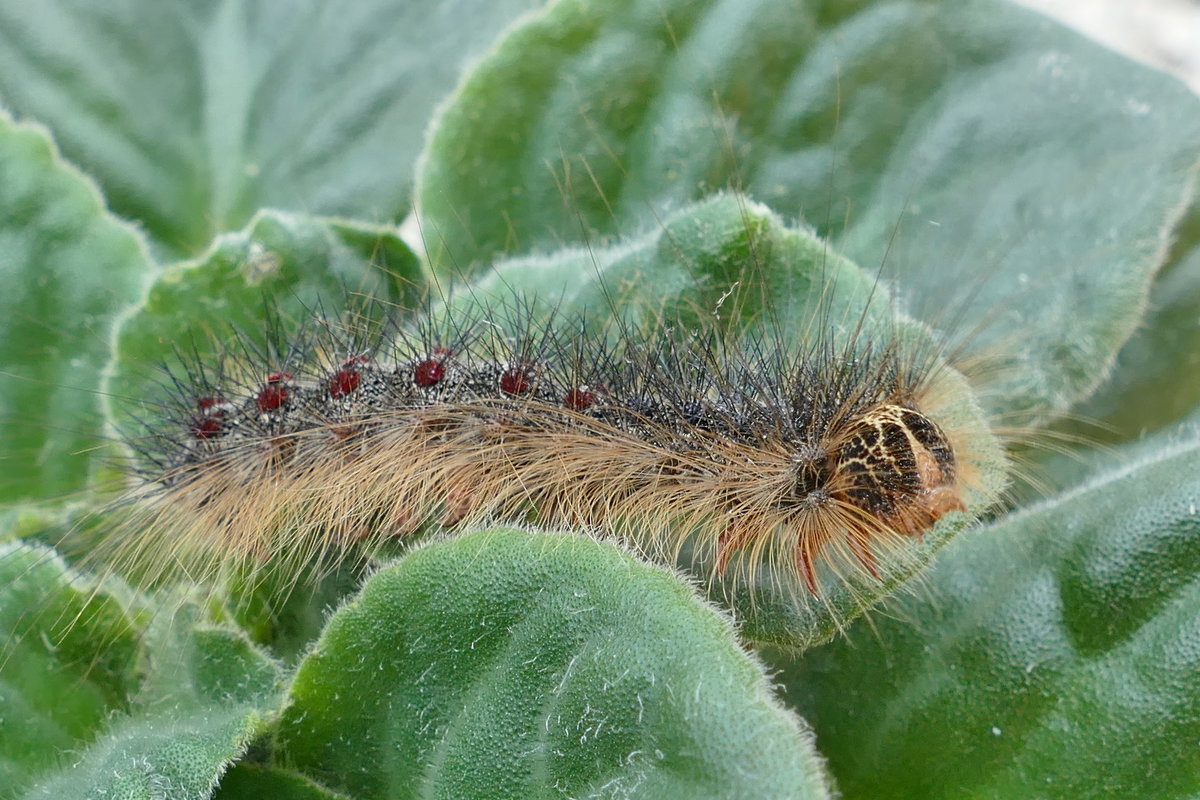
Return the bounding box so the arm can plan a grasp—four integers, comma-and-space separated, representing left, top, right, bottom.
1019, 0, 1199, 91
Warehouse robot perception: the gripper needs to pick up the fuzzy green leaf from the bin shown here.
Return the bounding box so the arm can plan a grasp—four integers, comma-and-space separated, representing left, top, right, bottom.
440, 193, 886, 337
275, 528, 831, 800
19, 599, 284, 800
109, 210, 420, 435
775, 430, 1200, 799
0, 0, 542, 255
0, 542, 141, 800
417, 0, 1200, 418
214, 765, 352, 800
1069, 202, 1200, 440
0, 112, 153, 503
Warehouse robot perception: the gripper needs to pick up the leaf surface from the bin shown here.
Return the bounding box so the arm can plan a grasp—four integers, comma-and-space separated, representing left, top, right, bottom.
0, 543, 141, 800
275, 528, 833, 799
19, 598, 284, 800
109, 210, 420, 436
0, 113, 152, 502
0, 0, 543, 254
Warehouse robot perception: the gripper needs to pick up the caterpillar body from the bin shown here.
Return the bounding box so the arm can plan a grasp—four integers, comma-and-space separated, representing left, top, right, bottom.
117, 289, 996, 601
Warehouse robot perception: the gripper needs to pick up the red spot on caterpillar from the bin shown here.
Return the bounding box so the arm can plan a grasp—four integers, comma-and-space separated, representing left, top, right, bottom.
414, 358, 446, 387
563, 387, 593, 410
328, 368, 361, 398
499, 362, 535, 396
257, 372, 291, 411
192, 396, 226, 439
191, 415, 223, 440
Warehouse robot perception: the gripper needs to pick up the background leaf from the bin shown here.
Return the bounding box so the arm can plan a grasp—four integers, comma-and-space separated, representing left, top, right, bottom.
0, 112, 153, 504
108, 209, 420, 438
214, 764, 352, 800
0, 542, 142, 800
773, 428, 1200, 799
417, 0, 1200, 418
1066, 201, 1200, 440
19, 598, 283, 800
275, 528, 832, 800
5, 2, 1198, 798
0, 0, 544, 255
442, 193, 885, 337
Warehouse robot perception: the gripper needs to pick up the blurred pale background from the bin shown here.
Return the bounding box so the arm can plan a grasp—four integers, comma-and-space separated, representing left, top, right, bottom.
1018, 0, 1200, 91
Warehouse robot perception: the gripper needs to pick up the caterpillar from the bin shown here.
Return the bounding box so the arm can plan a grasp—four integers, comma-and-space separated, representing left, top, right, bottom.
104, 257, 1002, 605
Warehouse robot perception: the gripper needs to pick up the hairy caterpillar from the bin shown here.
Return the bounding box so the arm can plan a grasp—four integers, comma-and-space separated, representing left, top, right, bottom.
100, 244, 1002, 606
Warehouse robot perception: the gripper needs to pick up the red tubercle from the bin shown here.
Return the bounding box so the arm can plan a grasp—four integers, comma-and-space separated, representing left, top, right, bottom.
193, 395, 226, 438
258, 385, 289, 411
499, 361, 535, 396
329, 354, 372, 397
414, 357, 446, 388
328, 368, 361, 398
563, 387, 593, 411
191, 415, 223, 440
257, 371, 292, 412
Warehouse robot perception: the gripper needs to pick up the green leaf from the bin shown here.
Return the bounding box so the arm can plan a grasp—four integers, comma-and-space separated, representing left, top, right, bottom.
20, 598, 284, 800
214, 765, 352, 800
0, 112, 153, 503
1016, 204, 1200, 496
775, 429, 1200, 799
0, 0, 543, 255
136, 603, 283, 712
0, 542, 142, 800
109, 209, 421, 435
1070, 201, 1200, 440
275, 528, 832, 800
417, 0, 1200, 418
441, 193, 885, 336
227, 561, 370, 664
